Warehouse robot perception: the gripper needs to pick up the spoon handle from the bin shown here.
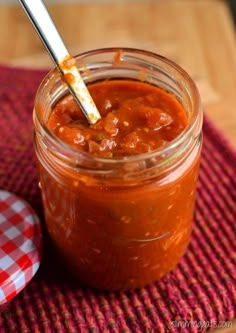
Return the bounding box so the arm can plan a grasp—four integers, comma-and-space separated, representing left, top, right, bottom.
18, 0, 68, 66
18, 0, 101, 124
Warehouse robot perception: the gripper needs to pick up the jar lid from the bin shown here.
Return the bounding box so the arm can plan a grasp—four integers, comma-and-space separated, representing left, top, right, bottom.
0, 190, 42, 305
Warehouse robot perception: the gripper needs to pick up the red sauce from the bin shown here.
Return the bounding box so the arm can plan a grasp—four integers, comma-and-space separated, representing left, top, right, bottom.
60, 55, 77, 85
113, 50, 122, 65
61, 55, 77, 70
47, 80, 187, 157
39, 80, 200, 290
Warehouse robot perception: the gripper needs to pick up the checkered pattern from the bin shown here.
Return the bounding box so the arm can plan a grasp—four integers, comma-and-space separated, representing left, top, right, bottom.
0, 191, 41, 305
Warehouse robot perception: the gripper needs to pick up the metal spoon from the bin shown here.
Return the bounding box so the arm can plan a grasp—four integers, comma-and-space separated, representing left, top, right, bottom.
18, 0, 101, 125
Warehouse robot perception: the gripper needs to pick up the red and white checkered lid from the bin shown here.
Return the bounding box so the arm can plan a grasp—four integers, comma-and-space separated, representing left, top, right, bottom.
0, 190, 42, 305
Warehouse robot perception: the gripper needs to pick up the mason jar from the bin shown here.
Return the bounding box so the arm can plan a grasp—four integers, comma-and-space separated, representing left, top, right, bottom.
33, 48, 202, 290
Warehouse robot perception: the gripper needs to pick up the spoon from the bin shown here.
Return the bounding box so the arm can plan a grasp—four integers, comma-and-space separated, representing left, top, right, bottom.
18, 0, 101, 125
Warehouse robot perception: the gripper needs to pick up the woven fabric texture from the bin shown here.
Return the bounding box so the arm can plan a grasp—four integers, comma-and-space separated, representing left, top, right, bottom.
0, 65, 235, 333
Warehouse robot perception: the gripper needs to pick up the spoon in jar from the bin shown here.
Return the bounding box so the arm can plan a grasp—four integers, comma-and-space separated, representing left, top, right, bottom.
18, 0, 101, 125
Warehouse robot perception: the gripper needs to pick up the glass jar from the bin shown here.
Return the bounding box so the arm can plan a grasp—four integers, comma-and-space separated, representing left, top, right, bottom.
33, 48, 202, 290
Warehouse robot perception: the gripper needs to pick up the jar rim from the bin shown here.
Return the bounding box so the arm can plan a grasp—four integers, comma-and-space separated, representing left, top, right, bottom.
34, 47, 202, 165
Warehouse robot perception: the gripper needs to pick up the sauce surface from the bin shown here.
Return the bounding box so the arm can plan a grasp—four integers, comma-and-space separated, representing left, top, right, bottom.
47, 80, 187, 157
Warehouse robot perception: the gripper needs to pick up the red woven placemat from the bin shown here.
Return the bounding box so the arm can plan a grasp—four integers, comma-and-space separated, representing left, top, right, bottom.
0, 65, 235, 333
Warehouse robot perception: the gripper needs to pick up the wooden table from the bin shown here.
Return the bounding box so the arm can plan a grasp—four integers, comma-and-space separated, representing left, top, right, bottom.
0, 1, 235, 332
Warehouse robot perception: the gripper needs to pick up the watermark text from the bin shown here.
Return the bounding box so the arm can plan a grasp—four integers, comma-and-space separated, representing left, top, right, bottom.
171, 320, 232, 329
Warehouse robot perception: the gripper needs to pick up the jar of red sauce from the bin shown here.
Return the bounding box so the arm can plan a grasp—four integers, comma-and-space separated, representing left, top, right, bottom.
33, 48, 202, 290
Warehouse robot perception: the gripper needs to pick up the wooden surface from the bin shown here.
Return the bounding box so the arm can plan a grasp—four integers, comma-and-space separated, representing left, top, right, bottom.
0, 0, 235, 331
